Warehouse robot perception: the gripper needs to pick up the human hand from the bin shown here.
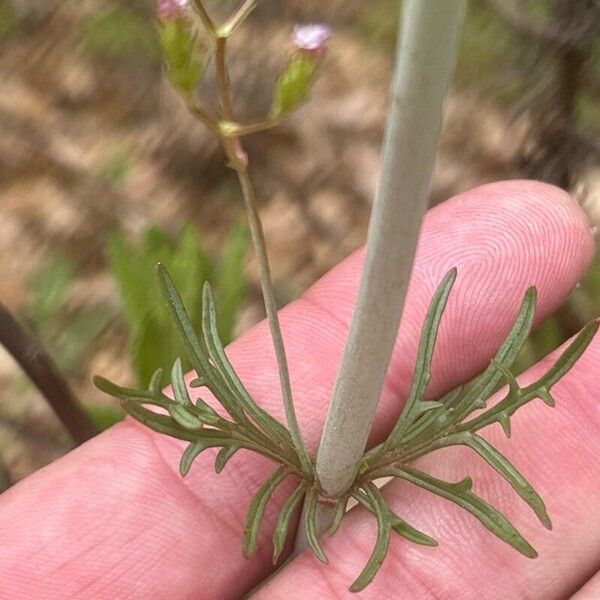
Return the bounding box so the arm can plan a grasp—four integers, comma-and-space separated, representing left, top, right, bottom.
1, 181, 598, 599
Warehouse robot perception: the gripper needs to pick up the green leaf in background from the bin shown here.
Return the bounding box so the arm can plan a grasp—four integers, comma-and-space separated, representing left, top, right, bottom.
27, 253, 75, 327
215, 221, 248, 343
107, 223, 247, 386
84, 403, 124, 431
0, 2, 17, 41
132, 312, 179, 389
24, 253, 110, 376
81, 7, 160, 64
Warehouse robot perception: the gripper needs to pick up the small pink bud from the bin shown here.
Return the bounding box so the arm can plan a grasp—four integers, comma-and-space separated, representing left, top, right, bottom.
292, 23, 332, 52
158, 0, 190, 20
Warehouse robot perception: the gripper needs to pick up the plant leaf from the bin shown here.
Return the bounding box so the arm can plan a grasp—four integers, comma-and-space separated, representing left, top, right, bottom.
461, 320, 599, 434
328, 497, 349, 537
201, 282, 291, 446
272, 483, 306, 564
193, 398, 222, 426
349, 483, 391, 592
354, 489, 437, 547
303, 488, 328, 564
93, 375, 161, 404
171, 358, 191, 405
180, 440, 206, 476
452, 287, 536, 420
157, 265, 246, 423
148, 368, 164, 395
455, 433, 551, 529
157, 264, 214, 386
168, 404, 203, 430
121, 400, 197, 442
398, 385, 464, 445
528, 321, 599, 392
243, 467, 290, 557
536, 388, 555, 407
388, 514, 438, 547
394, 467, 537, 558
215, 445, 239, 474
384, 269, 457, 448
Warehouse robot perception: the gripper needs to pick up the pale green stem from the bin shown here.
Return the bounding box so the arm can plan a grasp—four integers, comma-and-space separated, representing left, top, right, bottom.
220, 0, 256, 37
224, 118, 280, 137
295, 0, 467, 548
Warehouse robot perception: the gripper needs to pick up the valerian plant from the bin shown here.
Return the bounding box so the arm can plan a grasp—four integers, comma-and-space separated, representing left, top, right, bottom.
94, 0, 599, 593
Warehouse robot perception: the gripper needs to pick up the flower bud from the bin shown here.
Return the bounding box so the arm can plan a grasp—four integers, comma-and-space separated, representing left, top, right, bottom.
157, 0, 190, 21
271, 23, 331, 117
158, 18, 204, 94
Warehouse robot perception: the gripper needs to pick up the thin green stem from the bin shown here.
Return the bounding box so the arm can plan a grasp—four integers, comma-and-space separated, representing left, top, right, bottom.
215, 36, 235, 119
220, 0, 256, 37
235, 168, 312, 473
229, 428, 304, 475
221, 118, 280, 137
187, 101, 222, 136
192, 0, 216, 34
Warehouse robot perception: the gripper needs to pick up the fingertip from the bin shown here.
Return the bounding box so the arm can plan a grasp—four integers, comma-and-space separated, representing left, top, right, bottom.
456, 179, 595, 265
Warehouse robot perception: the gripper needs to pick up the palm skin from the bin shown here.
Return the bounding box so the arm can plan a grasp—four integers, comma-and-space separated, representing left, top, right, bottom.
0, 180, 599, 599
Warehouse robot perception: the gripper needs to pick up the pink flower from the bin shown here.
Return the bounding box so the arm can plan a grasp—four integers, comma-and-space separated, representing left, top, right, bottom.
158, 0, 190, 20
293, 24, 332, 52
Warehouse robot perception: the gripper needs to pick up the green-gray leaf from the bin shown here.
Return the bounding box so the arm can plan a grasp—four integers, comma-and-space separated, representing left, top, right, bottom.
303, 488, 328, 564
528, 321, 599, 391
243, 467, 289, 557
122, 400, 196, 442
148, 368, 164, 395
384, 269, 457, 448
93, 375, 160, 404
180, 440, 206, 476
193, 398, 222, 426
389, 514, 438, 547
168, 403, 203, 430
452, 287, 536, 420
171, 358, 191, 405
354, 489, 437, 547
458, 433, 550, 529
272, 483, 306, 564
350, 483, 391, 592
328, 496, 349, 537
215, 445, 239, 474
157, 264, 213, 387
201, 282, 291, 446
394, 467, 537, 558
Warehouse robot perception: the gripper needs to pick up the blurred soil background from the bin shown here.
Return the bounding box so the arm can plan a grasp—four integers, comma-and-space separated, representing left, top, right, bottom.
0, 0, 598, 489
